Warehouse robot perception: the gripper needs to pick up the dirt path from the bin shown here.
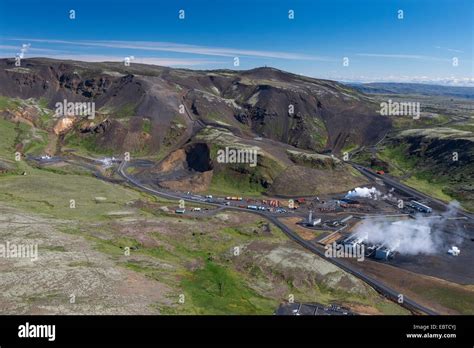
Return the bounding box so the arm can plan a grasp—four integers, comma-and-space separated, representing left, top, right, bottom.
44, 132, 58, 156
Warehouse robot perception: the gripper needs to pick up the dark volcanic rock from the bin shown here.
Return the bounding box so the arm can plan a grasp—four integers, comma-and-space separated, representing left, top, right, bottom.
0, 58, 391, 153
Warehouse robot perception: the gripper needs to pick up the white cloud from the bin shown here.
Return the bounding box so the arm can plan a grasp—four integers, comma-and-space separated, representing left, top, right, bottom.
7, 38, 330, 61
335, 75, 474, 87
434, 46, 464, 53
356, 53, 450, 62
0, 45, 57, 53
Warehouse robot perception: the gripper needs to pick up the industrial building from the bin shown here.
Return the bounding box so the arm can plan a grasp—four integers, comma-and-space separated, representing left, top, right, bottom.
226, 196, 242, 201
330, 215, 353, 227
304, 211, 321, 226
342, 235, 366, 248
336, 232, 396, 261
275, 302, 354, 316
374, 246, 392, 260
246, 204, 269, 211
409, 200, 432, 213
338, 198, 360, 205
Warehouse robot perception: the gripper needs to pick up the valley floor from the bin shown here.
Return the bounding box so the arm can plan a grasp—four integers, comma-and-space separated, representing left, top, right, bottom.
0, 160, 407, 315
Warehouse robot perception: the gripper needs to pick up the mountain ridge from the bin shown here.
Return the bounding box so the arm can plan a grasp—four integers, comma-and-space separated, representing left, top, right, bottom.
0, 57, 390, 155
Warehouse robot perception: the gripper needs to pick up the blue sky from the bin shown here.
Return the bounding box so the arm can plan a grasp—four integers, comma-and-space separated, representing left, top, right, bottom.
0, 0, 472, 85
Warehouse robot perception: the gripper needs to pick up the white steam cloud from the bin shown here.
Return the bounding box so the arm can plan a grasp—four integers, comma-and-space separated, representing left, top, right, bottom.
353, 201, 462, 256
17, 43, 31, 59
354, 218, 437, 255
346, 186, 381, 199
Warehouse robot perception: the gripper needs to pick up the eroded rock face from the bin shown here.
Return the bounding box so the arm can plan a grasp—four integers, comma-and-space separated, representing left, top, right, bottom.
2, 105, 40, 126
53, 117, 75, 135
143, 143, 214, 192
79, 119, 111, 134
185, 143, 213, 172
158, 170, 213, 192
155, 143, 213, 174
0, 58, 391, 154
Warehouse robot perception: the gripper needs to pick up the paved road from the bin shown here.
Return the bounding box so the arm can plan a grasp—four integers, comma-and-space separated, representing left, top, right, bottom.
117, 160, 439, 315
351, 163, 474, 220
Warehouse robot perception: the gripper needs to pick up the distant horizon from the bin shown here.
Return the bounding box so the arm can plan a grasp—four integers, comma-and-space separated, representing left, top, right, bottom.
2, 56, 473, 88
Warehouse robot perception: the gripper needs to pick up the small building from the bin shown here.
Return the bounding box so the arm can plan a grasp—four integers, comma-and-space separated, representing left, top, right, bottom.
374, 247, 391, 260
339, 198, 360, 205
308, 218, 322, 226
305, 211, 321, 226
410, 200, 432, 213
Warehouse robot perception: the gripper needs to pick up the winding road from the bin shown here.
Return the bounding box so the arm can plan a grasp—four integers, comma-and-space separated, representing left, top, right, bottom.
351, 162, 474, 220
117, 159, 440, 315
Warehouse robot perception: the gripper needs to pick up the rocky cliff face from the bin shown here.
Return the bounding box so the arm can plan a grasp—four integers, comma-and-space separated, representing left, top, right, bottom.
386, 128, 474, 209
0, 58, 391, 154
393, 128, 474, 173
